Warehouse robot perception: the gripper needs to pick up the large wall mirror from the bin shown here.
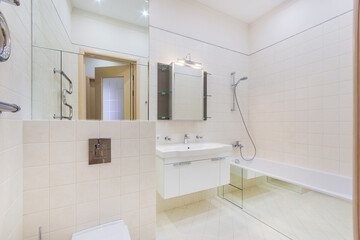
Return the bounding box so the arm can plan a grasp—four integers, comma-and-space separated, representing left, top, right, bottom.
32, 0, 149, 120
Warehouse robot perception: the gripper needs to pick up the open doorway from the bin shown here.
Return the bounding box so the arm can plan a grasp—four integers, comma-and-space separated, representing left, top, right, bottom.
79, 52, 138, 120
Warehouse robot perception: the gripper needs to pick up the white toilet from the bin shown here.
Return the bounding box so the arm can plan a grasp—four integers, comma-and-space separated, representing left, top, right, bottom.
72, 220, 131, 240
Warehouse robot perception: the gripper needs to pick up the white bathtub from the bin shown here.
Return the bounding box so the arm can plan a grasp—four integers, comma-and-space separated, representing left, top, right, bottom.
231, 157, 353, 201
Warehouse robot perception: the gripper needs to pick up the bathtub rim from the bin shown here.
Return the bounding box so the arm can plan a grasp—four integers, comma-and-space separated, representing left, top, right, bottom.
230, 157, 353, 201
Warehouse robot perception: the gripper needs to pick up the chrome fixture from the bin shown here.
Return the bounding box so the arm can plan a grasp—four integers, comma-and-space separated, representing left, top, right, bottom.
196, 135, 203, 140
232, 141, 243, 148
231, 72, 256, 161
0, 12, 10, 61
184, 134, 190, 144
53, 68, 73, 120
231, 72, 248, 111
232, 76, 248, 88
1, 0, 20, 6
0, 101, 21, 114
165, 136, 172, 141
0, 0, 20, 62
176, 54, 202, 69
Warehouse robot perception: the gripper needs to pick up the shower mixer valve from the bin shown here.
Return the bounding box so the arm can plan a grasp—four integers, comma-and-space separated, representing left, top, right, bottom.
232, 141, 243, 148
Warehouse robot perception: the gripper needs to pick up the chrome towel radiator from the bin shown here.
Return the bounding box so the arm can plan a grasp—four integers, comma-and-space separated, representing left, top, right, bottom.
0, 0, 21, 115
53, 68, 73, 120
0, 0, 21, 61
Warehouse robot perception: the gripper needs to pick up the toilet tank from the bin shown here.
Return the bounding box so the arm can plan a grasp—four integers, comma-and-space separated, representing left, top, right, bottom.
72, 220, 131, 240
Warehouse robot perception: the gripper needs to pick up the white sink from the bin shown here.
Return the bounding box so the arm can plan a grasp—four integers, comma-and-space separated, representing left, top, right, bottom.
156, 142, 232, 159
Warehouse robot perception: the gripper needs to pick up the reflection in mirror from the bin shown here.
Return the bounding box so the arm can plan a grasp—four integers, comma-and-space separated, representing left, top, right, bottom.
157, 61, 209, 121
172, 63, 204, 120
84, 56, 134, 120
31, 0, 149, 120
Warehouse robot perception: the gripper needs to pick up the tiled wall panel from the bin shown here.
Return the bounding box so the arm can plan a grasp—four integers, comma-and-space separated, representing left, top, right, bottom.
0, 1, 31, 240
22, 120, 156, 240
248, 12, 354, 176
0, 120, 23, 240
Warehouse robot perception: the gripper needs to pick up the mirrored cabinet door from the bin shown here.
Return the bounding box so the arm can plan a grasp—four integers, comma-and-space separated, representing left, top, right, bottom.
157, 63, 210, 121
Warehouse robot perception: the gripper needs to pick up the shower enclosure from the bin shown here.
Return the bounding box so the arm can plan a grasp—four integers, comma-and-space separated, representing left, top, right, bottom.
218, 162, 353, 240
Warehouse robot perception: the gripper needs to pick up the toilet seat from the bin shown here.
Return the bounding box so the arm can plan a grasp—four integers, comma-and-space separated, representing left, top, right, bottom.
72, 220, 131, 240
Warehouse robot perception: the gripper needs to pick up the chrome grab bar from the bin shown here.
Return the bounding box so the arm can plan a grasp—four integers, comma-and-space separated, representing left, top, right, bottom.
53, 68, 73, 120
0, 101, 21, 114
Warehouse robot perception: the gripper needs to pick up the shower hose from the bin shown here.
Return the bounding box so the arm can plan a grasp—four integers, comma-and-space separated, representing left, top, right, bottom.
233, 86, 257, 161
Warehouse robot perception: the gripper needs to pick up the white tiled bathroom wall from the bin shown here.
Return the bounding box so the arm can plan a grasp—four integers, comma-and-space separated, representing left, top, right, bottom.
22, 121, 156, 240
249, 12, 354, 176
0, 120, 23, 240
0, 1, 32, 240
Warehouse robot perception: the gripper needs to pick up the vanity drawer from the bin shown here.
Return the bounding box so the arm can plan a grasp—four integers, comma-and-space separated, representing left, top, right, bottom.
157, 156, 230, 199
179, 159, 220, 195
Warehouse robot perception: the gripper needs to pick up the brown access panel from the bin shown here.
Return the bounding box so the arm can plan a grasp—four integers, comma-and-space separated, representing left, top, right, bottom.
89, 138, 111, 165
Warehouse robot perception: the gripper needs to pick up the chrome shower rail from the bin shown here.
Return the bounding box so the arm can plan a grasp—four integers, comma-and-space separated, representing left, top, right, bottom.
53, 68, 73, 120
0, 101, 21, 114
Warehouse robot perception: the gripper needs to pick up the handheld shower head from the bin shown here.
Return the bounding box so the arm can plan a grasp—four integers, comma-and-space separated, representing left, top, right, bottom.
233, 76, 248, 87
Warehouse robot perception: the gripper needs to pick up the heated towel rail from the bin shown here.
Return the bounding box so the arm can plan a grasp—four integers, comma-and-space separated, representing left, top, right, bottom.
53, 68, 73, 120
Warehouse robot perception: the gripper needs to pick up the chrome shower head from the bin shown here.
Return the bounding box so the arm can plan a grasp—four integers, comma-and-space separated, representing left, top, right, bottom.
233, 76, 248, 87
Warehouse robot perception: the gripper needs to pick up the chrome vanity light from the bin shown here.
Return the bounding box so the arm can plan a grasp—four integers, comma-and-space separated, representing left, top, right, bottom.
0, 0, 20, 62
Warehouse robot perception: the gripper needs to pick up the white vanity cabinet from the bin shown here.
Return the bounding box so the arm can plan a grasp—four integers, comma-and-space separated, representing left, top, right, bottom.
156, 142, 232, 199
156, 143, 232, 199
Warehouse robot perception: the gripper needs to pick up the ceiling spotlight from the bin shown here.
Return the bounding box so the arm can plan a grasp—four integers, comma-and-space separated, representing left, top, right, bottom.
142, 10, 149, 16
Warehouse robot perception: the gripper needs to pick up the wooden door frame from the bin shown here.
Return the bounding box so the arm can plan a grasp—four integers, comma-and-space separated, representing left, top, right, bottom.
354, 1, 360, 239
86, 77, 95, 120
78, 49, 141, 120
94, 66, 131, 120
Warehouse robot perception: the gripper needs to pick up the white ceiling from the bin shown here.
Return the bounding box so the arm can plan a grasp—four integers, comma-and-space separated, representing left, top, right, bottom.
70, 0, 149, 27
196, 0, 289, 23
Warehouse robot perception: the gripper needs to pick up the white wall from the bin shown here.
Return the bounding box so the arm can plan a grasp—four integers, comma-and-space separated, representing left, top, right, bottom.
22, 120, 156, 240
248, 8, 353, 176
71, 8, 149, 58
52, 0, 73, 37
249, 0, 354, 53
0, 1, 32, 240
85, 58, 124, 79
150, 0, 249, 54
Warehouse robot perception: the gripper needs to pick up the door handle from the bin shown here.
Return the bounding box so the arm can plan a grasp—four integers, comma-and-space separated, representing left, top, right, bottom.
211, 157, 226, 161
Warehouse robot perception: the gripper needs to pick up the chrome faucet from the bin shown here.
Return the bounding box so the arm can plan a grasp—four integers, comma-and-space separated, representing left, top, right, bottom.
184, 134, 190, 144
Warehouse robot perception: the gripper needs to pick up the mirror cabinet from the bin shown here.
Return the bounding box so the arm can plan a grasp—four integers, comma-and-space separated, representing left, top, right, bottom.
157, 63, 210, 121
